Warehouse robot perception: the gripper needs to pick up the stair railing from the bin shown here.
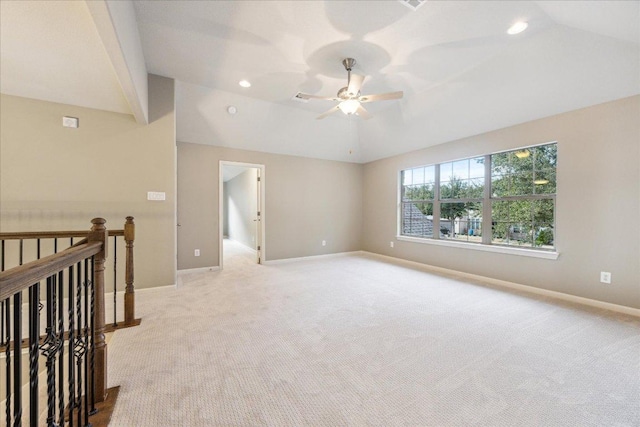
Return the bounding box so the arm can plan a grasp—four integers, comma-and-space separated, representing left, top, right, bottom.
0, 218, 123, 426
0, 216, 138, 331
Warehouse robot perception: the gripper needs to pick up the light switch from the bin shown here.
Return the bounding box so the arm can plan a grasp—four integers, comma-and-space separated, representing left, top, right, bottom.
147, 191, 166, 201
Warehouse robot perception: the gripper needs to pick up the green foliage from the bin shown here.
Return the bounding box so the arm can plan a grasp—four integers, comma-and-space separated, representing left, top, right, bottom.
535, 228, 554, 246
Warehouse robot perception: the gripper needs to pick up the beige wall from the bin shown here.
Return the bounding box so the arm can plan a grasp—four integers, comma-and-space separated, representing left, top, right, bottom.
226, 168, 258, 250
362, 96, 640, 309
0, 74, 176, 289
177, 144, 363, 270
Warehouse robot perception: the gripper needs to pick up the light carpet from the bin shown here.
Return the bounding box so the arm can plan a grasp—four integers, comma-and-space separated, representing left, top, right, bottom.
107, 243, 640, 426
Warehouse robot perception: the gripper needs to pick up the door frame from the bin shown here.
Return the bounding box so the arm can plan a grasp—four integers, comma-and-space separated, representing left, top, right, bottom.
218, 160, 266, 270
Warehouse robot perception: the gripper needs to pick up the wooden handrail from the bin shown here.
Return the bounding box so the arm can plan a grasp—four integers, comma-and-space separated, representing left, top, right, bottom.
0, 241, 102, 300
0, 229, 124, 240
0, 217, 138, 330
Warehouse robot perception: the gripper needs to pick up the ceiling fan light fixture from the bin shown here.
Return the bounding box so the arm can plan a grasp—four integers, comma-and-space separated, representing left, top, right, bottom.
507, 21, 528, 35
339, 100, 360, 115
515, 149, 530, 158
534, 179, 549, 185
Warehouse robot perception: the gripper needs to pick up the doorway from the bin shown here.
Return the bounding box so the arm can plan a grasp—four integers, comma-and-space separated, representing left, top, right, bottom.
219, 161, 265, 270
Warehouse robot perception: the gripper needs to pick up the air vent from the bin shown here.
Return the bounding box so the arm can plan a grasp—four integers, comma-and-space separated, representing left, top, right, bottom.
293, 93, 309, 103
398, 0, 426, 11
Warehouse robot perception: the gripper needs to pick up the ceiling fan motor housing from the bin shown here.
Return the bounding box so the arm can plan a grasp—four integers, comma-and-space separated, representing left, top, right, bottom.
342, 58, 356, 71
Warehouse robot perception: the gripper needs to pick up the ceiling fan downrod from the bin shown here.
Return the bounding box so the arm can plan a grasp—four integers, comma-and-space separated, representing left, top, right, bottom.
342, 58, 356, 89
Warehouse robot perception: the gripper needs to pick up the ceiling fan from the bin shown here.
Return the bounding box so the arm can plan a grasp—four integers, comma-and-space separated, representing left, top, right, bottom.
295, 58, 403, 120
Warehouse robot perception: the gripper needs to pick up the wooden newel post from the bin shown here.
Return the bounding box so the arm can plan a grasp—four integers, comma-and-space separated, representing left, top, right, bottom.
124, 216, 135, 325
89, 218, 108, 403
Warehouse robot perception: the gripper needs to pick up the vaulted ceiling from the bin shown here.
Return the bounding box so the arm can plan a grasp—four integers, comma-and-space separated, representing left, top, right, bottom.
2, 1, 639, 163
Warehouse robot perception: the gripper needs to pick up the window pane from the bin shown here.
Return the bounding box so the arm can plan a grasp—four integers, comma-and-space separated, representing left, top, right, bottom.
511, 173, 533, 196
441, 202, 482, 242
465, 178, 484, 198
440, 162, 454, 182
404, 184, 434, 201
491, 174, 511, 198
453, 160, 468, 180
492, 201, 509, 221
509, 222, 533, 246
424, 165, 435, 184
534, 170, 556, 194
413, 167, 425, 185
469, 157, 485, 178
491, 152, 510, 176
533, 199, 554, 224
509, 199, 532, 223
402, 169, 413, 186
534, 144, 557, 170
492, 222, 509, 245
402, 202, 434, 237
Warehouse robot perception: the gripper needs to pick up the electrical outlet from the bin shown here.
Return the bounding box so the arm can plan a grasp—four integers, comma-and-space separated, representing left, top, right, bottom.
600, 271, 611, 284
194, 249, 200, 257
322, 240, 326, 246
390, 241, 394, 248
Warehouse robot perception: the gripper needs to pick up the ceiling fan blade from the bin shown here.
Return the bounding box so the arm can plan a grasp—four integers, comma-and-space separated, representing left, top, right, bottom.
355, 104, 372, 120
359, 91, 404, 103
347, 74, 365, 96
316, 105, 340, 120
296, 92, 339, 101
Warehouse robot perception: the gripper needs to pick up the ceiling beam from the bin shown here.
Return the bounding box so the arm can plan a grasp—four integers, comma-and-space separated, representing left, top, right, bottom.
85, 0, 149, 124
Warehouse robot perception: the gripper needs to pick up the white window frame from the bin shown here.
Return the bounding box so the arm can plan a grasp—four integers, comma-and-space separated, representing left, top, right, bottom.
396, 142, 559, 260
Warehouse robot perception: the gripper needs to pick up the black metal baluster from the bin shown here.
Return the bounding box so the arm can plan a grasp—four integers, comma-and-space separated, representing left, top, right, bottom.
89, 256, 97, 415
75, 261, 84, 427
83, 258, 90, 426
13, 291, 23, 426
5, 296, 11, 427
29, 283, 40, 426
37, 239, 41, 259
19, 239, 23, 266
68, 264, 76, 427
42, 276, 57, 426
1, 300, 4, 347
113, 236, 117, 327
57, 270, 65, 426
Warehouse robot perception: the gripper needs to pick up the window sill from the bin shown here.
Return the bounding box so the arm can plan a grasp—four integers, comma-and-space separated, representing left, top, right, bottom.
395, 235, 559, 260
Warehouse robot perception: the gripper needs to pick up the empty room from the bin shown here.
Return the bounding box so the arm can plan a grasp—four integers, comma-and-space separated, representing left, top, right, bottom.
1, 1, 638, 426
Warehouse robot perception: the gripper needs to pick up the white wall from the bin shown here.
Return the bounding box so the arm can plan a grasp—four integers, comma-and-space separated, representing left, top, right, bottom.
226, 169, 258, 249
176, 144, 363, 270
362, 96, 640, 310
0, 74, 177, 289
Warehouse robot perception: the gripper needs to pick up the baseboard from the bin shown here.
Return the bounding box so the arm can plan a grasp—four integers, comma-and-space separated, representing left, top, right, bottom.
177, 266, 220, 275
264, 250, 364, 265
361, 251, 640, 317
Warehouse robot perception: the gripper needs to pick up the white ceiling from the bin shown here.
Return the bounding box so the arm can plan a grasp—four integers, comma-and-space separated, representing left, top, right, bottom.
1, 1, 639, 163
0, 1, 131, 115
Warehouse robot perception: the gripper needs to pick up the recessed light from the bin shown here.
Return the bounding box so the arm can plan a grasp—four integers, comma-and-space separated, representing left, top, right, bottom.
507, 21, 528, 35
238, 80, 251, 88
227, 106, 237, 115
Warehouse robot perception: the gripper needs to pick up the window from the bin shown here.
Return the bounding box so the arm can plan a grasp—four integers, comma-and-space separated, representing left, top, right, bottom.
491, 144, 556, 249
399, 142, 557, 251
401, 166, 435, 237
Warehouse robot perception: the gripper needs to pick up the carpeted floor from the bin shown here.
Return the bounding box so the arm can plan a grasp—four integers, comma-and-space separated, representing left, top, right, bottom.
107, 243, 640, 426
